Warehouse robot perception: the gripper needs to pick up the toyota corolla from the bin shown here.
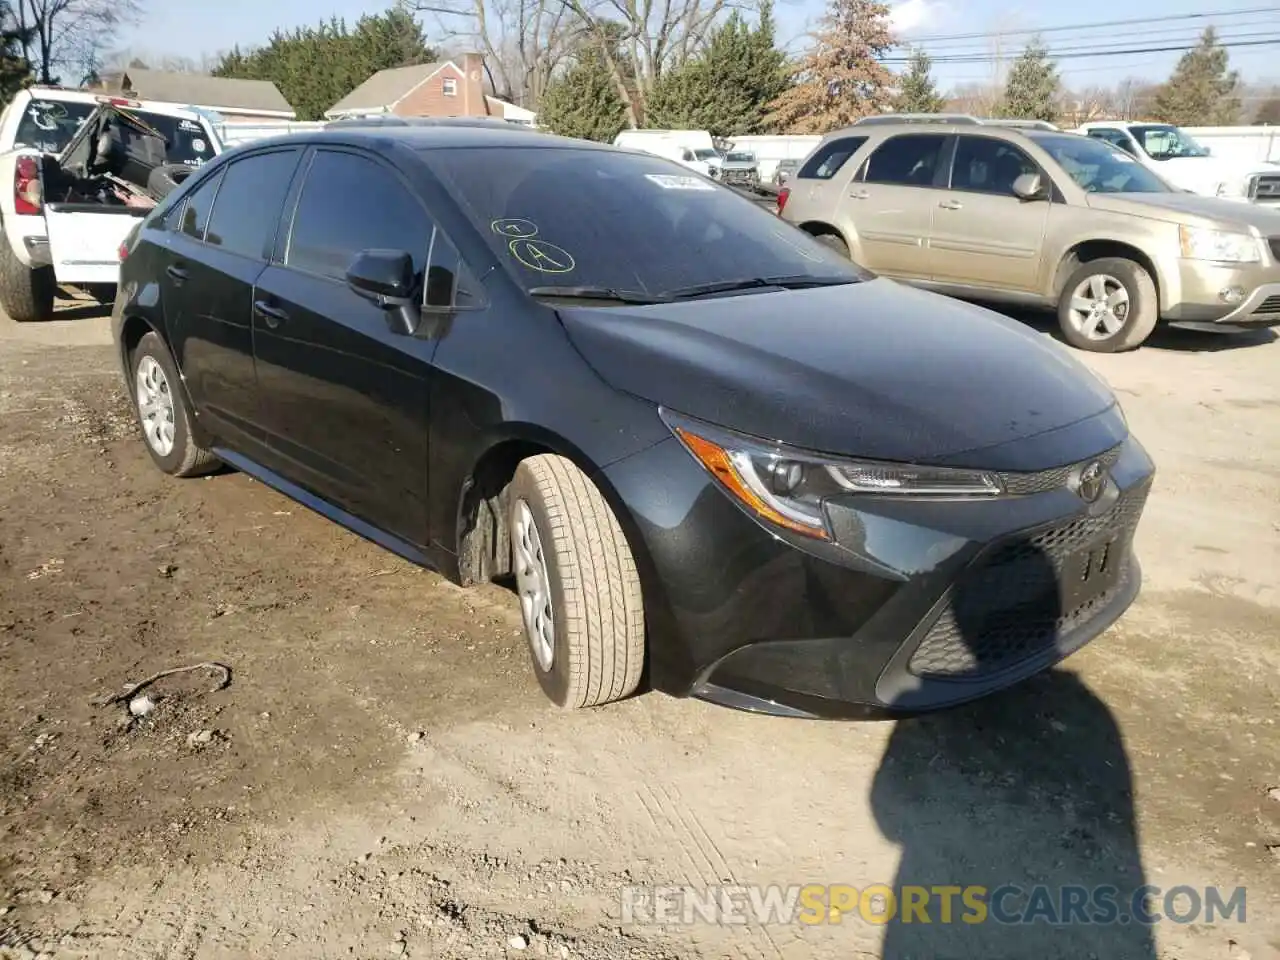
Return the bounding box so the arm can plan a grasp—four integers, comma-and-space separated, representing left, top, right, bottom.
112, 126, 1155, 719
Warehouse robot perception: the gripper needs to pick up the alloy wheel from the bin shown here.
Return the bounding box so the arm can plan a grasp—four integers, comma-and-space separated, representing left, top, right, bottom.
511, 498, 555, 672
1067, 273, 1131, 341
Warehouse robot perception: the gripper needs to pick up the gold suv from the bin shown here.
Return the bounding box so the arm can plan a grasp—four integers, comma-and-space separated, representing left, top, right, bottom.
777, 121, 1280, 351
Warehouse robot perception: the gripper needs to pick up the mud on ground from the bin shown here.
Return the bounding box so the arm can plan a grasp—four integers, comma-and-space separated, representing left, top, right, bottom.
0, 306, 1277, 960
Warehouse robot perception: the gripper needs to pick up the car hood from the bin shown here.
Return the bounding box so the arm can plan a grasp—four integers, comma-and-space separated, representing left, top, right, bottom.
558, 279, 1121, 469
1086, 191, 1280, 231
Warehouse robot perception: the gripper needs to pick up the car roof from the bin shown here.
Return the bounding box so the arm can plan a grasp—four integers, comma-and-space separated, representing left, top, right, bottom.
237, 124, 605, 155
828, 121, 1034, 141
323, 116, 537, 131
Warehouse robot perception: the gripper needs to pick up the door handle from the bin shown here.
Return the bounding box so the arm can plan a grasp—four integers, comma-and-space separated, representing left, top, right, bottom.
165, 264, 188, 282
253, 300, 288, 328
938, 199, 964, 210
849, 189, 871, 200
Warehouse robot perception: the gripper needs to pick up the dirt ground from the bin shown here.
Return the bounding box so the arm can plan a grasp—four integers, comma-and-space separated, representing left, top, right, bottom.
0, 298, 1277, 960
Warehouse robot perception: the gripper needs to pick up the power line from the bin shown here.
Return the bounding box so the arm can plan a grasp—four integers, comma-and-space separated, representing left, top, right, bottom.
901, 6, 1280, 44
917, 17, 1280, 52
883, 36, 1280, 65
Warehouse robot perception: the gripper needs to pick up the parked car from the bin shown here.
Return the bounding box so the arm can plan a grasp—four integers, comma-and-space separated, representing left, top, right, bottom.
717, 149, 760, 187
779, 122, 1280, 351
1078, 121, 1279, 205
0, 92, 222, 322
771, 158, 800, 186
113, 126, 1154, 719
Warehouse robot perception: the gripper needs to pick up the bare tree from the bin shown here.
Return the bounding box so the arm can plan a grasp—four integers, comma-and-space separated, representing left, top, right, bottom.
947, 81, 1000, 117
15, 0, 141, 84
412, 0, 576, 108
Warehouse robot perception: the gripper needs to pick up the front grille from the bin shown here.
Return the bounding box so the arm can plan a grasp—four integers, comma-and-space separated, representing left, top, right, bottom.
1252, 294, 1280, 320
998, 444, 1122, 496
1269, 237, 1280, 261
1251, 175, 1280, 201
908, 481, 1151, 679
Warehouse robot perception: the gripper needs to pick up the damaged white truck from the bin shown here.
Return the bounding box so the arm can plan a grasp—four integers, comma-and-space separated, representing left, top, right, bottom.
0, 90, 222, 322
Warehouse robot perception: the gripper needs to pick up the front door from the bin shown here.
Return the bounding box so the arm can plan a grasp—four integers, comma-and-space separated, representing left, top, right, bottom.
928, 135, 1051, 293
841, 133, 949, 280
161, 147, 302, 449
251, 148, 438, 545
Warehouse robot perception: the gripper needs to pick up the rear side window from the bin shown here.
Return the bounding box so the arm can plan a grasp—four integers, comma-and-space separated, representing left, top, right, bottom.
204, 150, 299, 260
180, 169, 222, 241
286, 150, 433, 283
13, 98, 94, 153
798, 136, 867, 180
862, 134, 948, 187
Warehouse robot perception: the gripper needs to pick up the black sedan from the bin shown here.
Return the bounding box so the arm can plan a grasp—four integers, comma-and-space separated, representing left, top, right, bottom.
112, 126, 1155, 719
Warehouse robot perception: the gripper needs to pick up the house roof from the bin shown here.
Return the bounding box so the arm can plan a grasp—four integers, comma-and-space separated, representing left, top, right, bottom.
326, 62, 448, 116
120, 69, 295, 117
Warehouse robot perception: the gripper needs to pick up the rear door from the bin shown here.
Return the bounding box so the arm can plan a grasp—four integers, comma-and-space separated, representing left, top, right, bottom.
161, 147, 302, 449
840, 133, 949, 279
44, 206, 147, 284
251, 147, 439, 543
928, 134, 1051, 292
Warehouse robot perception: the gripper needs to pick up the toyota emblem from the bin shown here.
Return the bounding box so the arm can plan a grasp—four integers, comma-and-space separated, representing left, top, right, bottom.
1078, 461, 1106, 503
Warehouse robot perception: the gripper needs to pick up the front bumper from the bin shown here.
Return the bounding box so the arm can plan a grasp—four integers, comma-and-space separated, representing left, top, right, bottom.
1164, 258, 1280, 329
603, 429, 1154, 719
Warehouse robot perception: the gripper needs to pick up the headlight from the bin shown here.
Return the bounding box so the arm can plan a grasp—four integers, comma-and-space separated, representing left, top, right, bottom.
1214, 179, 1247, 199
661, 410, 1004, 541
1179, 225, 1260, 263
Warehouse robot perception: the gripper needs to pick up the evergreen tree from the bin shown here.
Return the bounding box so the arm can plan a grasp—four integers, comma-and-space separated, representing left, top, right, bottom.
1151, 27, 1240, 126
893, 48, 944, 114
212, 7, 435, 121
647, 3, 789, 136
998, 37, 1059, 122
765, 0, 895, 134
0, 0, 31, 103
537, 47, 628, 142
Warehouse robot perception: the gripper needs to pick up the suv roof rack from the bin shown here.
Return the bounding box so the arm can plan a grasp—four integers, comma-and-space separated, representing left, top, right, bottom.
979, 118, 1060, 131
852, 113, 983, 126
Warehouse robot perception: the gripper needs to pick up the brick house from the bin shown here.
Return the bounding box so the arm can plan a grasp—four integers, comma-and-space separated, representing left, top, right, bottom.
324, 54, 535, 125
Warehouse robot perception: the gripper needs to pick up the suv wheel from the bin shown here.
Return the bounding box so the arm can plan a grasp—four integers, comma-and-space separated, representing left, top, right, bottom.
815, 233, 850, 258
130, 331, 220, 477
507, 454, 645, 709
1057, 257, 1158, 352
0, 239, 55, 323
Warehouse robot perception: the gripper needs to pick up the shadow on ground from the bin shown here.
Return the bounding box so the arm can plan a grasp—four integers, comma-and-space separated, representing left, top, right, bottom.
994, 303, 1277, 353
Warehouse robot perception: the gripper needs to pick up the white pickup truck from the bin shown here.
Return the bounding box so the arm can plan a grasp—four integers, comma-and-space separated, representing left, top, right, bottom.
0, 87, 222, 322
1077, 121, 1280, 206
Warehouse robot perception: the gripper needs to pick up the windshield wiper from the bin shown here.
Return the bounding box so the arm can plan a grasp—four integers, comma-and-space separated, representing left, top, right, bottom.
528, 285, 670, 305
661, 274, 858, 300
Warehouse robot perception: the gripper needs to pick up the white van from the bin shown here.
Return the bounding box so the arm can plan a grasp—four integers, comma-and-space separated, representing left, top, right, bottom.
613, 129, 717, 177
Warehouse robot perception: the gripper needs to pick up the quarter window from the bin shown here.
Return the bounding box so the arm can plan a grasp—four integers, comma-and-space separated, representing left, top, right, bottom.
286, 150, 433, 283
950, 137, 1039, 196
204, 150, 299, 259
862, 134, 948, 187
798, 136, 868, 180
179, 169, 222, 241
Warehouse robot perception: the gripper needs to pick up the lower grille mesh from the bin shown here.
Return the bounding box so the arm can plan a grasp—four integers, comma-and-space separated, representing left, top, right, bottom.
908, 482, 1151, 679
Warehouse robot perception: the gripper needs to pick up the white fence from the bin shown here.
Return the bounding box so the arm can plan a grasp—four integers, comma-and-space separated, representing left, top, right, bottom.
1183, 126, 1280, 164
213, 120, 326, 146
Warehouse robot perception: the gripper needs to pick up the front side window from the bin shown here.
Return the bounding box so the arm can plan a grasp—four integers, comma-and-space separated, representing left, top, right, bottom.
180, 169, 223, 241
950, 137, 1039, 196
1032, 135, 1172, 194
1088, 129, 1136, 155
424, 146, 866, 297
862, 134, 948, 187
204, 150, 299, 259
286, 150, 433, 283
798, 136, 868, 180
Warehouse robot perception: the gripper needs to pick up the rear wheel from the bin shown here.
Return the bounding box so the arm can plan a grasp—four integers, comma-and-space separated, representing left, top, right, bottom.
130, 331, 220, 477
1057, 257, 1158, 352
814, 232, 850, 258
0, 237, 55, 323
507, 455, 645, 709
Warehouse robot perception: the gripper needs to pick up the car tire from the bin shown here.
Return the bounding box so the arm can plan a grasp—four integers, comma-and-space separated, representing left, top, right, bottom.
815, 232, 850, 258
129, 331, 220, 477
508, 454, 645, 709
0, 237, 55, 323
1057, 257, 1158, 353
146, 163, 193, 200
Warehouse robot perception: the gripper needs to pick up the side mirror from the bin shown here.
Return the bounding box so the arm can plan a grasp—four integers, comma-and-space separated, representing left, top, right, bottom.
346, 248, 419, 334
1012, 172, 1046, 201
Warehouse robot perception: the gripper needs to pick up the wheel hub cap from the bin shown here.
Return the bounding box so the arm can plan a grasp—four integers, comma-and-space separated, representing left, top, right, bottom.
135, 356, 176, 457
511, 499, 554, 671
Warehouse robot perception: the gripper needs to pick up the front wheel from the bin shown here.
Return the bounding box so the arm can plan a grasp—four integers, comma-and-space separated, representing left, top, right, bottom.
1057, 257, 1159, 352
507, 455, 645, 709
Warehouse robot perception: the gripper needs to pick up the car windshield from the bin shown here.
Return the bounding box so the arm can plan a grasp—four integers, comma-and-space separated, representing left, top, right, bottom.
725, 152, 755, 163
694, 148, 719, 160
425, 146, 865, 299
1130, 124, 1211, 160
14, 99, 95, 153
1031, 135, 1172, 194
